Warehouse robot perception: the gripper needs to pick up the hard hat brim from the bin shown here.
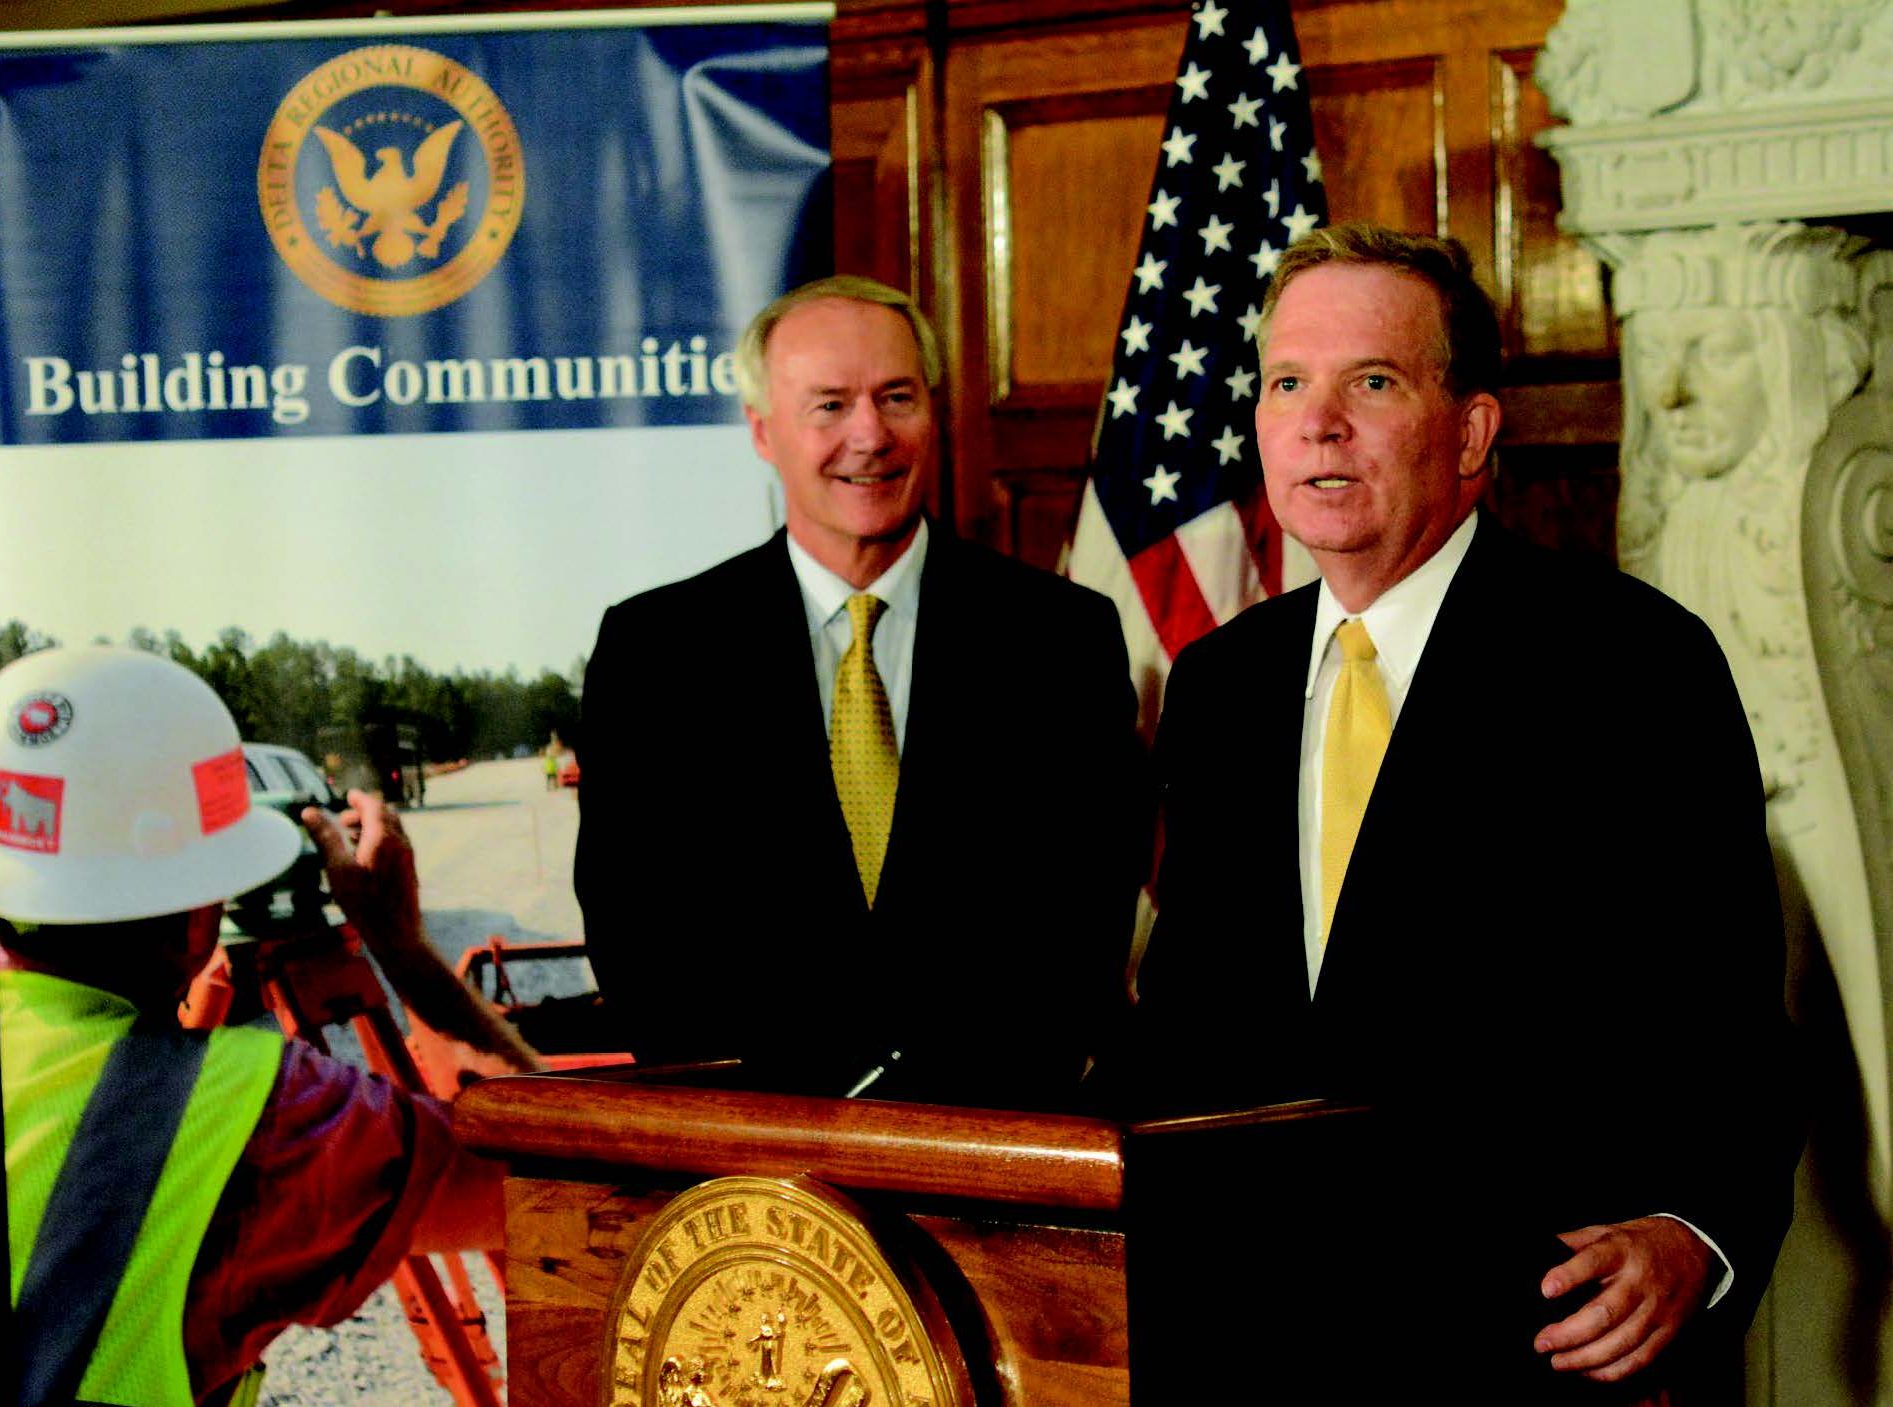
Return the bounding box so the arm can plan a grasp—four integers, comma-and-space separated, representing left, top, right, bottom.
0, 807, 304, 926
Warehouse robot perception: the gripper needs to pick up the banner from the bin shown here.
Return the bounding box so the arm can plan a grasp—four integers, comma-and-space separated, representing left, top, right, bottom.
0, 8, 830, 682
0, 12, 830, 442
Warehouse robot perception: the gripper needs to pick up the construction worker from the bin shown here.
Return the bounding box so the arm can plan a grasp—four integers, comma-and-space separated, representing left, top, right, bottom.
0, 645, 540, 1406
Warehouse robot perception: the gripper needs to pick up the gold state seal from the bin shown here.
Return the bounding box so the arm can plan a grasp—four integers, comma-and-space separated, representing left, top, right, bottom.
602, 1177, 967, 1407
257, 44, 523, 317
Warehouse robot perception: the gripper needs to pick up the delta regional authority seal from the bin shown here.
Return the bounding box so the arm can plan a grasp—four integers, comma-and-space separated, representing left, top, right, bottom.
258, 44, 524, 316
602, 1177, 969, 1407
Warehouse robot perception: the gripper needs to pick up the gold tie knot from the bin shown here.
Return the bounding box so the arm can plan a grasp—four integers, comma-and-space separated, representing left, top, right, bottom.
1336, 618, 1377, 663
848, 592, 888, 639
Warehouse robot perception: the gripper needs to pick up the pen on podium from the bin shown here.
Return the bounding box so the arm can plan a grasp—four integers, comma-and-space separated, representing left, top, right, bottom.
844, 1049, 902, 1098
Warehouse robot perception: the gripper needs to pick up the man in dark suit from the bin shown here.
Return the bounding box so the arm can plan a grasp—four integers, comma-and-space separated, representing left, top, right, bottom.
1128, 225, 1798, 1397
576, 275, 1145, 1111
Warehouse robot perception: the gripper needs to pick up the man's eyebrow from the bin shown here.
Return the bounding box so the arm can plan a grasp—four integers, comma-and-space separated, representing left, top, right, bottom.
800, 375, 920, 397
1260, 355, 1411, 376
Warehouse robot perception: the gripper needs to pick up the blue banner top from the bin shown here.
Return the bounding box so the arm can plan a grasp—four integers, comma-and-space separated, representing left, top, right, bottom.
0, 21, 831, 442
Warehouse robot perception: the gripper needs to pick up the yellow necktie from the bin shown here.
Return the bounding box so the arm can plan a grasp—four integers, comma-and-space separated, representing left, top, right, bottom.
1320, 619, 1391, 945
831, 593, 898, 906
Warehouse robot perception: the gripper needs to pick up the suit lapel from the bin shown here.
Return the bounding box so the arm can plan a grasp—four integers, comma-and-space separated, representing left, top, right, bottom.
878, 528, 956, 913
1315, 520, 1503, 1004
1257, 590, 1318, 1008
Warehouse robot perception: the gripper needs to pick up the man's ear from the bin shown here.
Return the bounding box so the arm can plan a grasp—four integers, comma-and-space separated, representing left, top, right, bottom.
746, 405, 773, 464
1458, 391, 1502, 478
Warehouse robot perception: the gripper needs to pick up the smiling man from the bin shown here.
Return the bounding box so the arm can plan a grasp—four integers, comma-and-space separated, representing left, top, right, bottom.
575, 276, 1146, 1111
1128, 226, 1799, 1398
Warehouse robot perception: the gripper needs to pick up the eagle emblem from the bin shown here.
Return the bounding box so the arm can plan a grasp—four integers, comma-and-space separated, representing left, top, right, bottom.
312, 122, 469, 269
259, 44, 524, 316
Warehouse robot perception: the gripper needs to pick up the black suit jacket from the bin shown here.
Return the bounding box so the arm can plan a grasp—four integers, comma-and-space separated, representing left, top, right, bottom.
1129, 519, 1799, 1392
575, 527, 1147, 1110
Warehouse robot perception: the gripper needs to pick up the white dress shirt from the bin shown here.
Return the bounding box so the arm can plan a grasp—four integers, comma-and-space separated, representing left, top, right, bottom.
1298, 512, 1477, 992
786, 520, 927, 754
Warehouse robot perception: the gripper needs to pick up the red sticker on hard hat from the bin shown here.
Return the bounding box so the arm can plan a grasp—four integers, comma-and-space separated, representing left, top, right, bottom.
193, 748, 250, 835
0, 770, 63, 854
8, 692, 72, 748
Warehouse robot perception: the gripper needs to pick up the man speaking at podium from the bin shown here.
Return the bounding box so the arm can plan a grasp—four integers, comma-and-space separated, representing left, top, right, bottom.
577, 276, 1145, 1112
1129, 226, 1799, 1398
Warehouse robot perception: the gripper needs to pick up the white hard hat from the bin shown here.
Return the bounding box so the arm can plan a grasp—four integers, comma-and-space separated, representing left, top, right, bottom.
0, 646, 301, 924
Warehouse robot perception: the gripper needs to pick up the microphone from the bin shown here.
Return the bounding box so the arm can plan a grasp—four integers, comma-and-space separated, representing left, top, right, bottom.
844, 1048, 903, 1098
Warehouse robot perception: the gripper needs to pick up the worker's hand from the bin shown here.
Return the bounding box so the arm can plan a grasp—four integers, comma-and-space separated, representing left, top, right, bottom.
1534, 1216, 1713, 1383
302, 790, 426, 953
304, 792, 545, 1075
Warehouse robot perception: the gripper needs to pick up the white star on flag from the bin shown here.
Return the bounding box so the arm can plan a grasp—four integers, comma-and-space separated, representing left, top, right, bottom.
1183, 276, 1221, 315
1143, 464, 1181, 504
1169, 340, 1209, 377
1265, 179, 1281, 217
1242, 27, 1270, 65
1162, 127, 1197, 166
1212, 154, 1246, 190
1250, 241, 1280, 278
1177, 61, 1211, 102
1198, 214, 1234, 254
1148, 189, 1181, 229
1107, 378, 1140, 418
1194, 1, 1227, 38
1302, 150, 1323, 183
1228, 93, 1261, 129
1267, 52, 1301, 91
1283, 204, 1321, 241
1121, 315, 1153, 354
1238, 304, 1264, 341
1212, 426, 1247, 464
1225, 366, 1257, 399
1269, 116, 1286, 152
1134, 253, 1167, 291
1155, 401, 1194, 439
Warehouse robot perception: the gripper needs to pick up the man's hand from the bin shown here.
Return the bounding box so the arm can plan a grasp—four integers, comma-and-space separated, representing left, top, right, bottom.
303, 790, 544, 1074
302, 790, 425, 953
1534, 1216, 1713, 1383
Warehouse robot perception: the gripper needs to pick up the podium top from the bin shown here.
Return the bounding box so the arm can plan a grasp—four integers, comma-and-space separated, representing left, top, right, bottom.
453, 1070, 1126, 1212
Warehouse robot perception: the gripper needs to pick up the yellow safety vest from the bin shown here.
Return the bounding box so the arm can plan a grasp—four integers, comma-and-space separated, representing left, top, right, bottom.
3, 968, 281, 1405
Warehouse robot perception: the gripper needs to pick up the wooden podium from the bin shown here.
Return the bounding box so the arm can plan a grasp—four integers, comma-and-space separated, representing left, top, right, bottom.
454, 1069, 1131, 1407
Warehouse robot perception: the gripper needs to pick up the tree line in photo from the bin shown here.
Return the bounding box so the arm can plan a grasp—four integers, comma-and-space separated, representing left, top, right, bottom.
0, 619, 583, 768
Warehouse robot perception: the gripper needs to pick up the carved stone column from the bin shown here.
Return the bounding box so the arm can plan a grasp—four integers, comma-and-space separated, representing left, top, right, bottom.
1537, 0, 1893, 1230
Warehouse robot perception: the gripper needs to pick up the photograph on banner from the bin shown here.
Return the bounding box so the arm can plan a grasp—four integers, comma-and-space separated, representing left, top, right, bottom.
0, 11, 831, 978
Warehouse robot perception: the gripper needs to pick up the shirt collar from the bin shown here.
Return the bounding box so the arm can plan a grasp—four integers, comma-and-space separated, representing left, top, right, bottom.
1305, 512, 1479, 698
787, 518, 930, 636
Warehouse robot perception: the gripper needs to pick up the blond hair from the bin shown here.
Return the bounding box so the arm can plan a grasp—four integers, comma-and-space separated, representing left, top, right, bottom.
734, 276, 941, 414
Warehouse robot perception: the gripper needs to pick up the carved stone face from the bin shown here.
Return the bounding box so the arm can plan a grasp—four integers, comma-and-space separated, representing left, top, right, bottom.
1632, 308, 1768, 480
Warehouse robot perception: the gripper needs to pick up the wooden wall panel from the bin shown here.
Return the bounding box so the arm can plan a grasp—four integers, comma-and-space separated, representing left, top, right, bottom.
1309, 59, 1444, 235
1492, 48, 1615, 365
943, 14, 1189, 560
986, 91, 1168, 408
832, 76, 923, 298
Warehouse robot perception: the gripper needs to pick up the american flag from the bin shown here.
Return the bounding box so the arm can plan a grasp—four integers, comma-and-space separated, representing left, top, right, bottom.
1066, 0, 1327, 734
